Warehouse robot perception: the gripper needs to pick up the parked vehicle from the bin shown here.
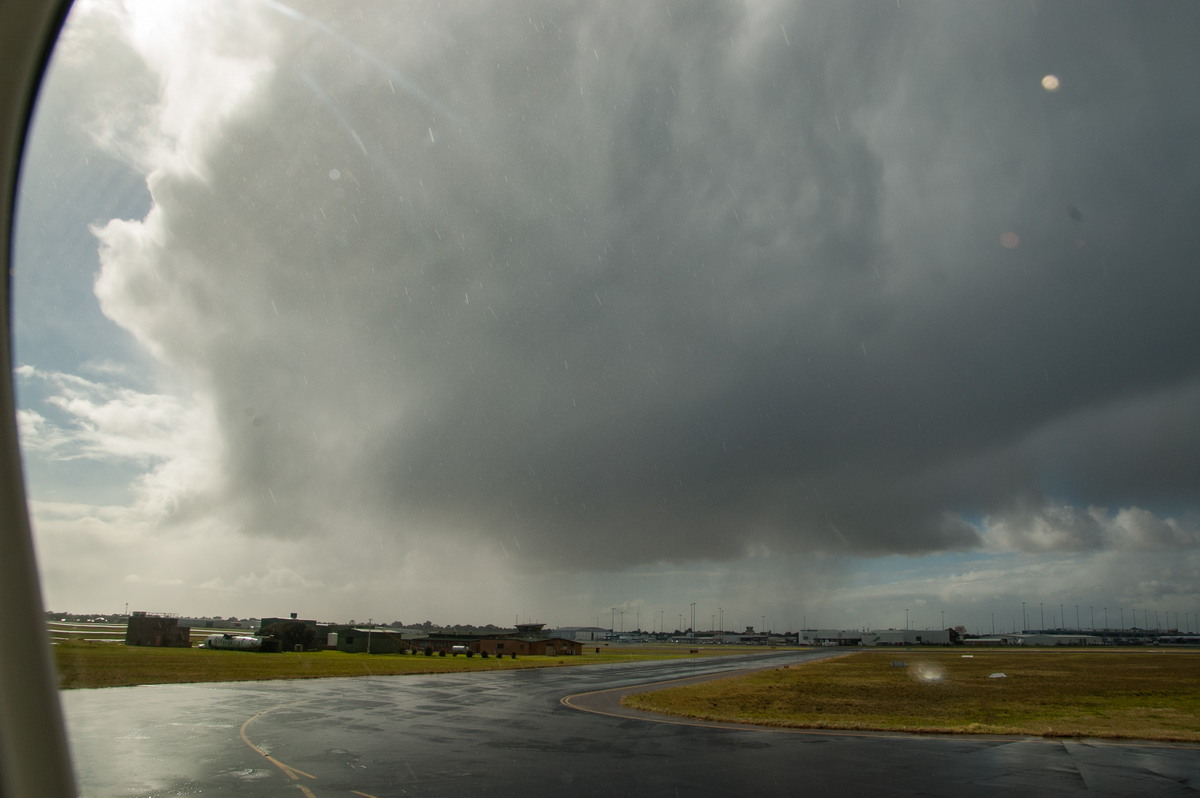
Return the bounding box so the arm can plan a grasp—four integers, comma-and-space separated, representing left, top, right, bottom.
199, 634, 262, 651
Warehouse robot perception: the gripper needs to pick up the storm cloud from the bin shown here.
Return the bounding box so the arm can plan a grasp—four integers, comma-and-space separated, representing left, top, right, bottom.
15, 1, 1200, 628
71, 0, 1200, 574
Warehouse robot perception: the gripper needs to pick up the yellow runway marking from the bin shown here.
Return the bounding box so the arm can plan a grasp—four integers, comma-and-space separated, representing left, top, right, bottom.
240, 700, 394, 794
238, 702, 334, 795
239, 704, 316, 781
271, 755, 316, 781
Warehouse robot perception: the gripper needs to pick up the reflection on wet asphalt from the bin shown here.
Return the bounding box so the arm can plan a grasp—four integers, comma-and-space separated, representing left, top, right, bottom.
60, 651, 1200, 797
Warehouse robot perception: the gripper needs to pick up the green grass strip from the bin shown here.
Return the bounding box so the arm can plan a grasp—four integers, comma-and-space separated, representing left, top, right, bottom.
53, 641, 773, 689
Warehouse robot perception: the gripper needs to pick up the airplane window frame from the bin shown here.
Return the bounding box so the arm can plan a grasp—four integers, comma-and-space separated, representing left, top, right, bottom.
0, 1, 78, 797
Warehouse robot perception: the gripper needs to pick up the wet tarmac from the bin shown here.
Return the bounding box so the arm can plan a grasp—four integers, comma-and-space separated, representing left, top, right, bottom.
60, 650, 1200, 796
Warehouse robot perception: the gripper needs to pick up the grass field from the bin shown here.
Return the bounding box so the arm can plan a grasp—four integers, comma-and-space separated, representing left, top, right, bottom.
623, 649, 1200, 742
52, 640, 772, 689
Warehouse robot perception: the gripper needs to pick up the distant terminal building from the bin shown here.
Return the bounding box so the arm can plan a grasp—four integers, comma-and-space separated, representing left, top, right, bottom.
124, 611, 190, 647
969, 629, 1176, 646
863, 629, 951, 646
555, 626, 608, 642
798, 629, 866, 646
1060, 628, 1167, 645
414, 623, 583, 656
797, 629, 952, 646
179, 617, 252, 630
1012, 633, 1104, 646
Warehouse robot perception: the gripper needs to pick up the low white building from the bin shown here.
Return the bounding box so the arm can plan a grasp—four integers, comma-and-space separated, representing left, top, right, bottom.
1012, 633, 1103, 646
554, 626, 608, 642
862, 629, 951, 646
798, 629, 864, 645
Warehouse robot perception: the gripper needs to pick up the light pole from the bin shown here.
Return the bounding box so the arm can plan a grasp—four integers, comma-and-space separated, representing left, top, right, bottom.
991, 612, 995, 635
1059, 604, 1064, 631
1090, 606, 1094, 630
690, 603, 695, 634
611, 607, 616, 633
1120, 608, 1124, 630
1040, 602, 1044, 630
1075, 605, 1080, 630
1022, 602, 1026, 633
941, 610, 945, 630
1104, 607, 1108, 629
905, 608, 909, 630
719, 607, 724, 633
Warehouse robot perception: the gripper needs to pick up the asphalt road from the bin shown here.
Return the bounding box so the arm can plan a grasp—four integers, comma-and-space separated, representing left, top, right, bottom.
59, 650, 1200, 796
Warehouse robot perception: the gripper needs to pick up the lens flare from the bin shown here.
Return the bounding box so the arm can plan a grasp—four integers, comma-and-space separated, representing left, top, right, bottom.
911, 662, 946, 683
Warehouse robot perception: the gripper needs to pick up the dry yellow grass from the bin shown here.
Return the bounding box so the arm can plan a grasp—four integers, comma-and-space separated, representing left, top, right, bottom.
623, 649, 1200, 742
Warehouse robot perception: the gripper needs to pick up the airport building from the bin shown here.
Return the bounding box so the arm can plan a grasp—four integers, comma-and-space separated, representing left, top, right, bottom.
1012, 633, 1103, 646
476, 634, 582, 657
554, 626, 608, 642
797, 628, 953, 646
124, 611, 190, 647
798, 629, 866, 645
327, 626, 420, 654
417, 623, 583, 656
863, 629, 952, 646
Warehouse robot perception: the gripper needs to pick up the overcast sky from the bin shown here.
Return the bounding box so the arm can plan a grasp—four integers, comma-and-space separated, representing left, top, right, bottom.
13, 0, 1200, 633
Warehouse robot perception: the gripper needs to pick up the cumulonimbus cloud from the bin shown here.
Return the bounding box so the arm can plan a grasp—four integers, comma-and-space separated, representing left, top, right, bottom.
58, 0, 1200, 575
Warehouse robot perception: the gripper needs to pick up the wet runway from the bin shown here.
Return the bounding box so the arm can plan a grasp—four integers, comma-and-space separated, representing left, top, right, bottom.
60, 650, 1200, 796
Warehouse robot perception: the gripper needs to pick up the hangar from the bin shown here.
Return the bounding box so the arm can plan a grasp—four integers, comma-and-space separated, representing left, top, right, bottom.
327, 626, 417, 654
